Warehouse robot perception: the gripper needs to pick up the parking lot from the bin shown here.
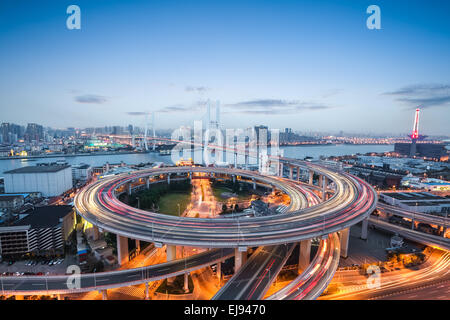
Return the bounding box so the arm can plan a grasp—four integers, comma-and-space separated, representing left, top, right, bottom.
0, 255, 78, 276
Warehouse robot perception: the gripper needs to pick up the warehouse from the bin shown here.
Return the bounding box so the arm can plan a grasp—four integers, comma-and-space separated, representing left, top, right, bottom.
4, 163, 73, 197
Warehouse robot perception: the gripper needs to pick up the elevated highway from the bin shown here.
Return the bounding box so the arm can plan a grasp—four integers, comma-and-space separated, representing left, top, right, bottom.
369, 217, 450, 251
377, 203, 448, 229
0, 248, 233, 295
74, 165, 377, 248
2, 150, 377, 298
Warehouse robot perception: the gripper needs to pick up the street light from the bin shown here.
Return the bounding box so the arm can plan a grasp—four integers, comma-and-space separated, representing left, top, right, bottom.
266, 267, 271, 287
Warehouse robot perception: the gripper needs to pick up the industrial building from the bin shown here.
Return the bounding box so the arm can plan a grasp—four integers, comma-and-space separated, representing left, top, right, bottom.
380, 192, 450, 215
0, 205, 76, 256
4, 163, 73, 197
394, 142, 448, 161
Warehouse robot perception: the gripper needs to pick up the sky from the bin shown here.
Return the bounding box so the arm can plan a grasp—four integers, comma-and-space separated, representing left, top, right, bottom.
0, 0, 449, 135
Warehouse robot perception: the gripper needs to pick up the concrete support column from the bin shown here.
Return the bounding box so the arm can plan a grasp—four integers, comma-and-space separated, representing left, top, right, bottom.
166, 245, 177, 284
146, 177, 150, 189
289, 166, 293, 180
136, 239, 141, 254
128, 182, 132, 195
245, 154, 249, 170
340, 228, 350, 258
116, 234, 129, 266
297, 167, 301, 181
234, 153, 237, 168
279, 162, 284, 177
189, 172, 192, 182
184, 273, 189, 293
361, 218, 369, 240
166, 245, 177, 261
298, 240, 311, 273
101, 290, 108, 300
217, 262, 221, 281
144, 283, 150, 300
167, 173, 171, 185
232, 175, 236, 183
322, 176, 328, 201
234, 248, 247, 273
309, 170, 314, 185
252, 178, 256, 190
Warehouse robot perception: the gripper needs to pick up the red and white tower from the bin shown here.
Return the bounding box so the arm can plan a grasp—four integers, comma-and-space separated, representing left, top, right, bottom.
408, 108, 426, 156
410, 108, 420, 140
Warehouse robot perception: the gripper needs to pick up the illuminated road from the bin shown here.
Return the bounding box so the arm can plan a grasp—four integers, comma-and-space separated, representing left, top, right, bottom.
3, 153, 377, 298
0, 248, 233, 295
320, 249, 450, 300
213, 179, 338, 300
74, 164, 377, 248
369, 217, 450, 251
267, 233, 341, 300
377, 202, 449, 230
213, 244, 296, 300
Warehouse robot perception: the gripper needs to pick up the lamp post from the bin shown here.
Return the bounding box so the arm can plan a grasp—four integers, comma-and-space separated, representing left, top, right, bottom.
266, 267, 271, 287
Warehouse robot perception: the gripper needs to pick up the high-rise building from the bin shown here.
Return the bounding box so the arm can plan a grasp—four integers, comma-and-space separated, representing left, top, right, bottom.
1, 123, 24, 144
25, 123, 44, 142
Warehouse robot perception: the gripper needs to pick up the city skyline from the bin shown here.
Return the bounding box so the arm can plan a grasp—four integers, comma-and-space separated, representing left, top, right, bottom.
0, 0, 449, 135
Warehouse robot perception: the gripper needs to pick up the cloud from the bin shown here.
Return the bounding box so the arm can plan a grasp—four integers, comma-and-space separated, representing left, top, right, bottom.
384, 84, 450, 109
158, 103, 203, 113
74, 94, 108, 104
126, 112, 150, 116
155, 99, 334, 115
224, 99, 334, 115
185, 86, 210, 93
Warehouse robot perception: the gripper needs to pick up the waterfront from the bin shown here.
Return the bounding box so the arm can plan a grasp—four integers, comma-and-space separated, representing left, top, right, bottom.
0, 144, 394, 175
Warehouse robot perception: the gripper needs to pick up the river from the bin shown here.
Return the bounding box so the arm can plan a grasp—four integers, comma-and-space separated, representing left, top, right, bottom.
0, 144, 394, 175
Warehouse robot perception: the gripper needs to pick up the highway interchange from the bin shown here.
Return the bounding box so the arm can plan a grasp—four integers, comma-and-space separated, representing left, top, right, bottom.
0, 155, 398, 299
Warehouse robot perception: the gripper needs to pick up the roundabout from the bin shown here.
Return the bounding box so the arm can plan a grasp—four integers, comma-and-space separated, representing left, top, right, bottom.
74, 161, 377, 248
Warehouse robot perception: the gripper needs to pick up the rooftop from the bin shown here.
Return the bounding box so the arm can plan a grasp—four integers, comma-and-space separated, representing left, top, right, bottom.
13, 205, 73, 228
4, 164, 71, 174
381, 192, 446, 201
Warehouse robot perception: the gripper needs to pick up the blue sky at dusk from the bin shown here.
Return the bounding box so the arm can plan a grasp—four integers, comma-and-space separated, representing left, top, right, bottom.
0, 0, 449, 135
